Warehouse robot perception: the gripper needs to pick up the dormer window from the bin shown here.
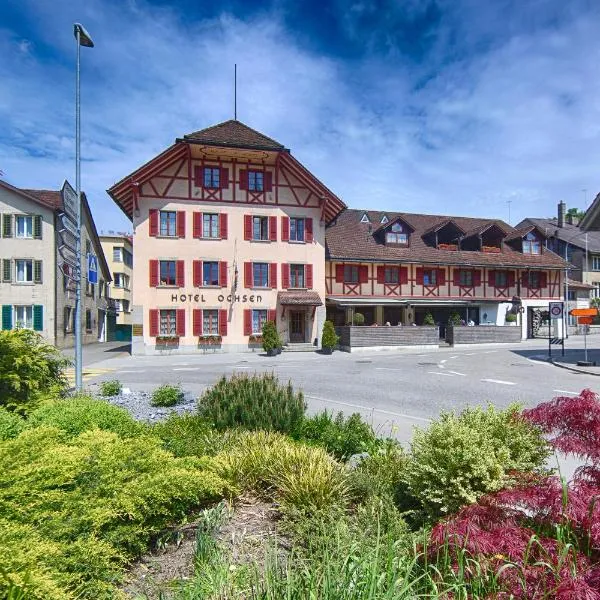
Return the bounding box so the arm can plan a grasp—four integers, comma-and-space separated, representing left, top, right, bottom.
523, 232, 541, 254
386, 222, 408, 245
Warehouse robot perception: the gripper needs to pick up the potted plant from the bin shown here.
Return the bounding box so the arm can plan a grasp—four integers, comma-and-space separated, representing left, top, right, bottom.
448, 311, 462, 326
423, 312, 435, 326
262, 320, 280, 357
505, 312, 517, 326
249, 334, 263, 345
321, 320, 338, 355
156, 335, 179, 348
352, 312, 365, 326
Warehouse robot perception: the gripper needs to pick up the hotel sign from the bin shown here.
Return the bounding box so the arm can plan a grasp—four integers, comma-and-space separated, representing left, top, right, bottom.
171, 293, 263, 304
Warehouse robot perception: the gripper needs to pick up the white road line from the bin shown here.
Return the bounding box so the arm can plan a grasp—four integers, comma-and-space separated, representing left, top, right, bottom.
173, 363, 190, 366
375, 367, 406, 372
483, 351, 498, 354
440, 359, 447, 364
173, 367, 197, 371
481, 378, 516, 386
450, 356, 458, 359
447, 370, 467, 376
553, 389, 580, 395
117, 370, 146, 373
428, 371, 454, 377
305, 395, 432, 423
464, 352, 476, 356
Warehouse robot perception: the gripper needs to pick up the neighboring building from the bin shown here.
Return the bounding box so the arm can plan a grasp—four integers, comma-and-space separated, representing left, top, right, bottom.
100, 233, 133, 340
326, 209, 566, 340
108, 120, 346, 354
0, 179, 116, 346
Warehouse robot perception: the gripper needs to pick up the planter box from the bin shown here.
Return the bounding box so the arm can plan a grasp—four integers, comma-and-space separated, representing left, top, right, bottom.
155, 337, 180, 351
335, 325, 439, 351
446, 325, 521, 345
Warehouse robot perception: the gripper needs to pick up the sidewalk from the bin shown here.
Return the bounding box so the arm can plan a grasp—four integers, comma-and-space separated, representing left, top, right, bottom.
550, 347, 600, 376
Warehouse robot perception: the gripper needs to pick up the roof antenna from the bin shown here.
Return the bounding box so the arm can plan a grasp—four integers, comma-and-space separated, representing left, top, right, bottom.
234, 64, 237, 121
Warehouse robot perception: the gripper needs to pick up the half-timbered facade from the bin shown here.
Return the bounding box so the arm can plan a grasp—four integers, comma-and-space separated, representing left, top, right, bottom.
108, 120, 346, 354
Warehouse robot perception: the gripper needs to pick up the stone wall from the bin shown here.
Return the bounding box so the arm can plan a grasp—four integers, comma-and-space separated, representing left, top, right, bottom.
336, 325, 439, 350
446, 325, 521, 345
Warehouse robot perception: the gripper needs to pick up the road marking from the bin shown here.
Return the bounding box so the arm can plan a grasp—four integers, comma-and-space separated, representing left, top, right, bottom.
464, 353, 476, 356
447, 370, 467, 376
440, 359, 447, 364
118, 370, 146, 373
376, 367, 406, 372
553, 389, 580, 395
527, 358, 552, 367
450, 356, 458, 359
428, 371, 454, 377
173, 367, 197, 371
483, 351, 498, 354
305, 395, 432, 423
173, 363, 190, 366
481, 378, 516, 386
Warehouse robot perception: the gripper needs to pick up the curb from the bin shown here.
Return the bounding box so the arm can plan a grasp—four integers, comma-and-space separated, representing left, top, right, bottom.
549, 358, 600, 377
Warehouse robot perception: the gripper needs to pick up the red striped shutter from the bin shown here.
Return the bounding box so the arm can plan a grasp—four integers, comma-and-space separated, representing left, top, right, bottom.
244, 262, 253, 288
400, 267, 408, 285
508, 271, 515, 287
220, 168, 229, 189
268, 309, 277, 324
453, 269, 461, 286
488, 270, 496, 287
269, 216, 277, 241
416, 268, 424, 285
220, 213, 228, 239
149, 209, 158, 237
376, 266, 385, 284
521, 273, 529, 288
149, 309, 159, 336
269, 263, 277, 288
473, 270, 481, 287
336, 264, 344, 282
239, 170, 248, 190
194, 166, 202, 187
281, 216, 290, 242
264, 171, 273, 192
282, 264, 290, 289
244, 215, 252, 240
243, 309, 252, 335
306, 264, 313, 289
437, 269, 446, 286
177, 211, 186, 238
176, 260, 185, 287
219, 261, 227, 287
193, 212, 202, 238
540, 272, 548, 288
193, 260, 202, 287
149, 260, 159, 287
359, 265, 368, 284
305, 218, 313, 243
219, 309, 228, 336
193, 309, 203, 336
176, 309, 185, 337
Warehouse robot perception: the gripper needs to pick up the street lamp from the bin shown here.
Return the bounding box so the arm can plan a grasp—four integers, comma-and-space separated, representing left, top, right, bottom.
74, 23, 94, 391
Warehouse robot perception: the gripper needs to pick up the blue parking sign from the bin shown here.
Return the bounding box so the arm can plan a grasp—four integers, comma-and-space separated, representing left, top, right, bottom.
87, 254, 98, 284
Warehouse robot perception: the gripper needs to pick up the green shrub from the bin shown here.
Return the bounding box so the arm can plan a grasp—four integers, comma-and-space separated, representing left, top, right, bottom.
198, 373, 305, 433
505, 312, 517, 323
423, 312, 435, 326
261, 320, 280, 352
0, 329, 69, 414
98, 380, 122, 397
402, 404, 550, 519
292, 411, 381, 460
151, 384, 184, 407
152, 413, 224, 457
448, 311, 462, 325
321, 320, 339, 350
352, 312, 365, 325
28, 396, 144, 439
0, 407, 25, 441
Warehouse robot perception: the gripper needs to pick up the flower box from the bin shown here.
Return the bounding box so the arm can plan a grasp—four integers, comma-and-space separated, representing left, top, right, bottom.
438, 243, 458, 251
198, 335, 222, 345
482, 246, 501, 253
248, 334, 263, 344
156, 335, 179, 343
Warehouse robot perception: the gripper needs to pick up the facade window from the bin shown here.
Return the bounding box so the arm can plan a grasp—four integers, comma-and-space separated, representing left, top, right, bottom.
122, 299, 130, 312
15, 259, 33, 283
423, 269, 437, 286
252, 309, 268, 334
253, 263, 269, 288
113, 273, 130, 289
459, 270, 473, 286
290, 264, 305, 288
86, 240, 91, 255
248, 171, 264, 191
159, 260, 177, 286
344, 265, 359, 283
15, 215, 33, 238
567, 290, 576, 301
386, 223, 408, 245
203, 309, 219, 335
495, 271, 508, 287
159, 211, 177, 237
592, 256, 600, 271
114, 299, 123, 313
203, 261, 219, 286
85, 309, 92, 332
14, 305, 33, 329
290, 217, 305, 242
159, 309, 177, 336
529, 272, 540, 288
384, 267, 399, 284
523, 232, 541, 254
65, 306, 74, 333
113, 247, 123, 262
252, 216, 269, 241
203, 214, 219, 238
593, 282, 600, 300
203, 167, 220, 189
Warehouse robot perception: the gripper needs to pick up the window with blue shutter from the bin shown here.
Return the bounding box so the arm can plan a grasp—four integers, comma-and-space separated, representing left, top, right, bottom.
33, 305, 43, 331
2, 305, 12, 330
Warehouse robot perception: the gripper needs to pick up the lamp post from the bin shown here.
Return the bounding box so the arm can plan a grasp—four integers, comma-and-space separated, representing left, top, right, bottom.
74, 23, 94, 392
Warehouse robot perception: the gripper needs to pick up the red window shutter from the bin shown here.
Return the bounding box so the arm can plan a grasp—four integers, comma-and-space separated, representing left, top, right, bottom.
540, 272, 548, 288
177, 211, 186, 238
281, 216, 290, 242
219, 309, 228, 336
244, 215, 252, 240
149, 260, 159, 287
149, 209, 158, 237
376, 266, 385, 284
336, 264, 344, 283
282, 264, 290, 289
193, 260, 202, 287
269, 216, 277, 241
473, 270, 481, 287
176, 309, 186, 337
416, 268, 424, 285
220, 213, 228, 239
453, 269, 461, 286
239, 169, 248, 190
219, 261, 227, 288
400, 267, 408, 285
306, 264, 313, 289
243, 309, 252, 335
508, 271, 515, 287
359, 265, 368, 284
488, 270, 496, 287
521, 273, 529, 288
305, 218, 313, 243
437, 269, 446, 286
176, 260, 185, 287
264, 171, 273, 192
268, 309, 277, 323
270, 263, 277, 288
193, 212, 202, 238
149, 309, 159, 337
193, 309, 203, 336
220, 168, 229, 189
244, 262, 253, 288
194, 166, 202, 187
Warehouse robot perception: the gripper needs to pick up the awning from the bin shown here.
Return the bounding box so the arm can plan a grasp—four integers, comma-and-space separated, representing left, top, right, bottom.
278, 291, 323, 306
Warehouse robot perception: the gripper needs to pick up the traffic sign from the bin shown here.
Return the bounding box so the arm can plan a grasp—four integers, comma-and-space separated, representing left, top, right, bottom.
60, 180, 78, 223
59, 243, 77, 264
578, 316, 594, 325
570, 308, 598, 317
549, 302, 564, 320
59, 212, 77, 237
87, 254, 98, 284
60, 262, 80, 282
58, 228, 76, 252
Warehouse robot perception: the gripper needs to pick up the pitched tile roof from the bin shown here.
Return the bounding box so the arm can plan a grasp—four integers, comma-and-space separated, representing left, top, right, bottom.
183, 120, 286, 151
517, 217, 600, 253
20, 188, 64, 210
278, 291, 323, 306
326, 209, 566, 269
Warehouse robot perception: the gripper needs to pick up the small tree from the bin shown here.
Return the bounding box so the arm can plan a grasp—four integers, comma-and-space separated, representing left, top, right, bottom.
353, 312, 365, 326
262, 320, 280, 353
321, 320, 339, 351
423, 312, 435, 326
448, 311, 462, 326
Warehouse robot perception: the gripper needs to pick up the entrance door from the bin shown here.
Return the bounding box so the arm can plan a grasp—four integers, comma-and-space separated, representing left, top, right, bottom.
289, 310, 306, 343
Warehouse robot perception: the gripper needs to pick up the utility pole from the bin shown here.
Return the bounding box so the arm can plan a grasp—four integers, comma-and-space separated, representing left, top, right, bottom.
507, 200, 512, 226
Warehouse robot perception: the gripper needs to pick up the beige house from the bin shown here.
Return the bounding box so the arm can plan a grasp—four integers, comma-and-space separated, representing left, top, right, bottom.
100, 233, 133, 333
0, 179, 116, 347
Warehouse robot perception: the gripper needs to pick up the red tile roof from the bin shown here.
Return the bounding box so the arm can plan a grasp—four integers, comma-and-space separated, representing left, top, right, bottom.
183, 120, 286, 151
20, 188, 63, 210
326, 209, 567, 269
278, 291, 323, 306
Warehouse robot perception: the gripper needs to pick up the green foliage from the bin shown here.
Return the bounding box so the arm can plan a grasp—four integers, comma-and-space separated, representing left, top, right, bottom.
261, 320, 281, 352
0, 407, 25, 441
151, 384, 184, 407
422, 312, 435, 326
0, 426, 228, 598
448, 311, 462, 325
402, 404, 550, 520
27, 396, 144, 439
505, 312, 517, 322
198, 373, 305, 434
98, 380, 122, 397
321, 320, 339, 350
291, 411, 381, 460
0, 329, 69, 414
352, 312, 365, 325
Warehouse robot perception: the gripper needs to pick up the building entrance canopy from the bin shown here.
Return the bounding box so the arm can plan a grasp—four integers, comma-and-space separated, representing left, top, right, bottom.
278, 291, 323, 306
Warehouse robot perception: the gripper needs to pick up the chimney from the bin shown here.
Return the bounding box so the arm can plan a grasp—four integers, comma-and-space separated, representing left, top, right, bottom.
557, 201, 566, 228
566, 214, 579, 226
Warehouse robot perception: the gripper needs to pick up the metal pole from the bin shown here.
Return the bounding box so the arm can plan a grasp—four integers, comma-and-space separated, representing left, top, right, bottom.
75, 30, 82, 391
565, 242, 569, 339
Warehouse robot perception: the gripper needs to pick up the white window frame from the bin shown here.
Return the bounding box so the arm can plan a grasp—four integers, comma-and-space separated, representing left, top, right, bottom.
14, 305, 33, 329
15, 215, 33, 239
203, 309, 219, 335
15, 259, 33, 283
592, 256, 600, 271
252, 309, 268, 334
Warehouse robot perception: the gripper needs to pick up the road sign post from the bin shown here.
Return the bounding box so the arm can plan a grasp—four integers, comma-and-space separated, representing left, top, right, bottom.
87, 254, 98, 285
548, 302, 565, 358
569, 308, 598, 365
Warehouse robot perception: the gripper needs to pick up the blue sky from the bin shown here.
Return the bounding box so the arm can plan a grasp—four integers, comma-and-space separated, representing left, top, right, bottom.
2, 0, 600, 233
